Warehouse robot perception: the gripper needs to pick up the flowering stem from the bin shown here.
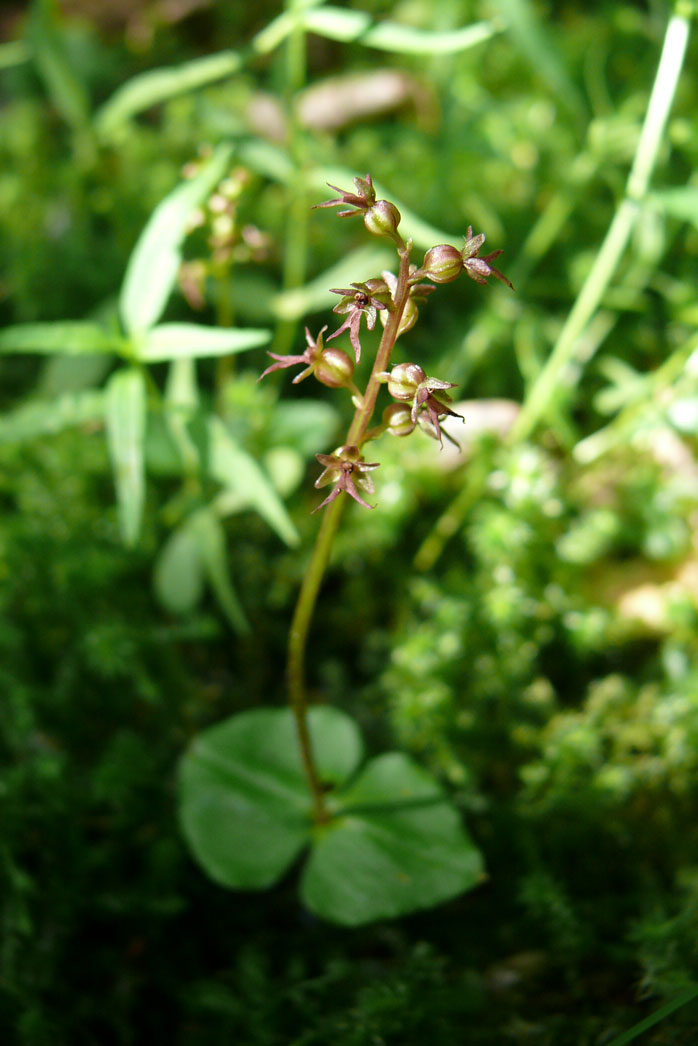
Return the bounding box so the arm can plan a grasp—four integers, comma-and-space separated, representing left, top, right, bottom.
287, 241, 414, 822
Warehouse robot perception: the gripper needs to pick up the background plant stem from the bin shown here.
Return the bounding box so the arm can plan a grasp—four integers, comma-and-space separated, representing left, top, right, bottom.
271, 0, 309, 360
511, 6, 691, 442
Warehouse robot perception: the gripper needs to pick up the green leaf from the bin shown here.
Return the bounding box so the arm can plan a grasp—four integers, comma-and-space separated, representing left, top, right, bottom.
0, 389, 104, 445
271, 401, 340, 459
135, 323, 270, 362
207, 417, 300, 547
187, 507, 249, 633
105, 368, 147, 547
178, 709, 484, 924
651, 187, 698, 229
153, 521, 205, 615
0, 41, 31, 71
164, 358, 200, 473
301, 753, 485, 926
178, 707, 363, 889
301, 8, 501, 55
94, 1, 327, 133
94, 50, 244, 137
119, 144, 233, 335
39, 352, 113, 396
29, 0, 90, 131
0, 322, 120, 356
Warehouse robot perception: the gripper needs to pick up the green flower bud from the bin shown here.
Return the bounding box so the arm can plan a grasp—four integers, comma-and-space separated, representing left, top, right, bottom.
363, 200, 402, 241
387, 363, 426, 401
422, 244, 464, 283
314, 347, 355, 388
382, 403, 415, 437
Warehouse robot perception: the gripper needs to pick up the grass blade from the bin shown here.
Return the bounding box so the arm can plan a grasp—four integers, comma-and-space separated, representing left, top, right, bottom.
29, 0, 90, 131
606, 985, 698, 1046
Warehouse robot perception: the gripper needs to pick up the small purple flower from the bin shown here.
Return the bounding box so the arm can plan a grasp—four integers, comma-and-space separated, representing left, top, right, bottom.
313, 174, 376, 217
462, 226, 514, 290
258, 326, 327, 384
411, 380, 464, 449
312, 445, 380, 513
326, 283, 387, 363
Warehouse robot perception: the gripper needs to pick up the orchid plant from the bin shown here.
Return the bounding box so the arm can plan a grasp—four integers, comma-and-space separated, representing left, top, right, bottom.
178, 174, 512, 926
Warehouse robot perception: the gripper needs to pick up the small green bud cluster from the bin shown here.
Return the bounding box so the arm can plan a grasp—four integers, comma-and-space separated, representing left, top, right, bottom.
179, 160, 271, 310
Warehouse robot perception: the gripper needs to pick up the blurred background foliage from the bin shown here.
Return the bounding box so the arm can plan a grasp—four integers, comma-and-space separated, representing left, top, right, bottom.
2, 0, 698, 1041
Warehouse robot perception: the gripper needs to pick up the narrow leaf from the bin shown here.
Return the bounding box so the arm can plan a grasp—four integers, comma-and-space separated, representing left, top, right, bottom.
0, 41, 31, 71
119, 144, 233, 335
208, 417, 299, 547
39, 352, 113, 396
302, 8, 501, 55
153, 521, 205, 615
187, 507, 249, 633
0, 322, 120, 356
164, 358, 200, 473
135, 323, 270, 362
0, 389, 104, 445
95, 50, 243, 137
105, 368, 147, 547
94, 2, 327, 133
651, 187, 698, 229
29, 0, 90, 130
490, 0, 584, 120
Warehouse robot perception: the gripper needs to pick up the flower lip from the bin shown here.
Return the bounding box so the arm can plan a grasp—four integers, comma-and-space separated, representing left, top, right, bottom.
326, 283, 388, 363
312, 446, 380, 512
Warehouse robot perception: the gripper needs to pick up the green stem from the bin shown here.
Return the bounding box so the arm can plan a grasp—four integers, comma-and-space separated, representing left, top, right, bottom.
214, 262, 236, 400
412, 452, 490, 573
271, 0, 310, 360
511, 7, 692, 443
287, 243, 414, 822
605, 984, 698, 1046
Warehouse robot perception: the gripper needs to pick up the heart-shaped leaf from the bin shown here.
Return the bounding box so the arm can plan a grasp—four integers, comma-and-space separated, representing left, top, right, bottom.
178, 707, 362, 890
179, 709, 485, 925
301, 753, 485, 926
